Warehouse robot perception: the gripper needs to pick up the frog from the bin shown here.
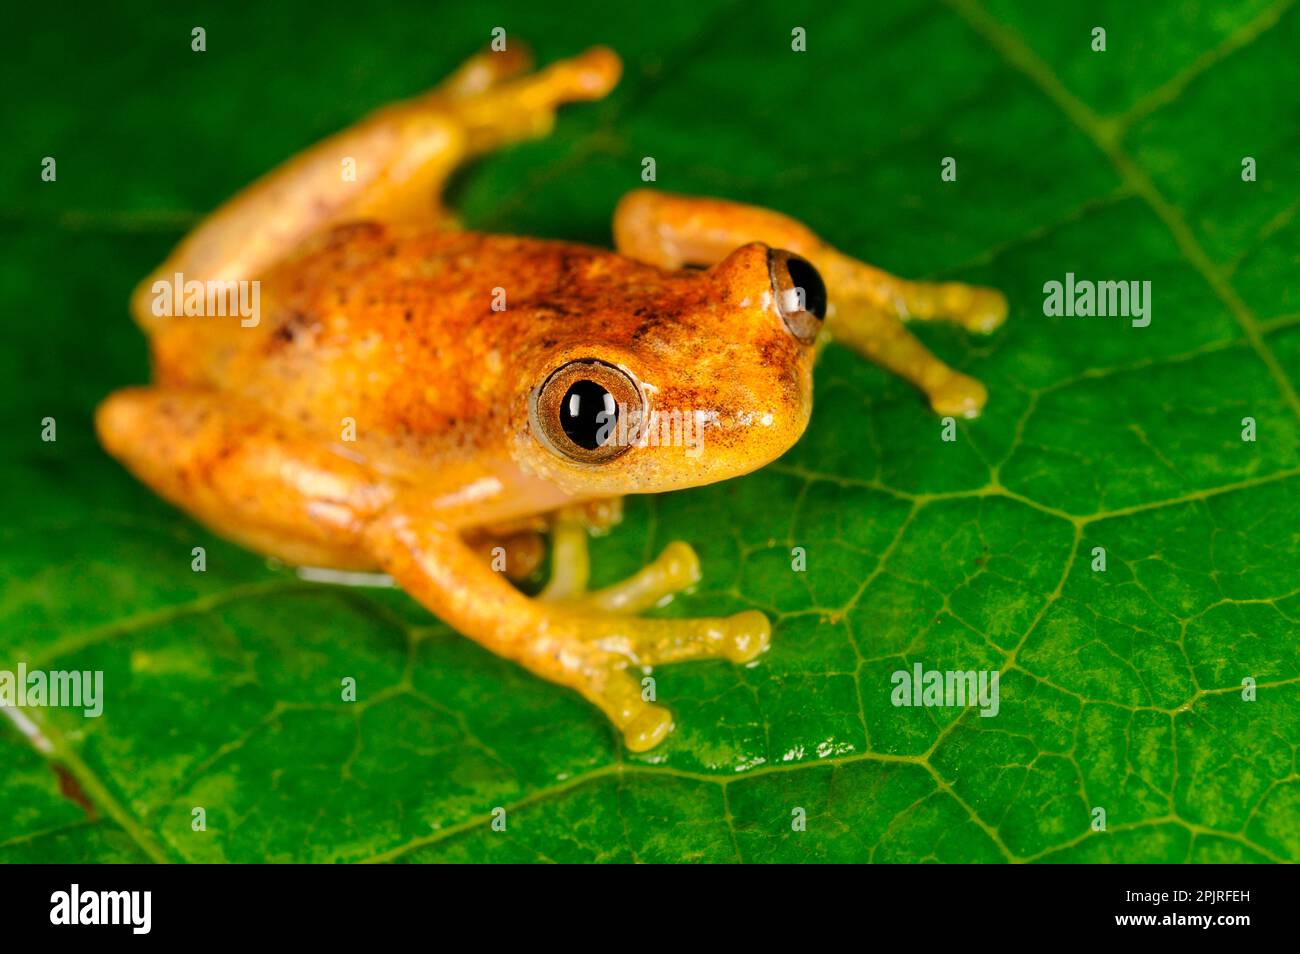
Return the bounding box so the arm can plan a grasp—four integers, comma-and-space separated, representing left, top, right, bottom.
96, 44, 1007, 752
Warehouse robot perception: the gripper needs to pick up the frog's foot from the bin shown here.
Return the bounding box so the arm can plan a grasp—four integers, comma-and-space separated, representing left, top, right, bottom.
365, 509, 770, 753
888, 280, 1008, 335
434, 43, 536, 100
446, 45, 621, 152
831, 298, 991, 419
550, 605, 770, 751
572, 541, 702, 614
790, 252, 1003, 415
799, 253, 1004, 417
532, 513, 769, 751
540, 514, 702, 614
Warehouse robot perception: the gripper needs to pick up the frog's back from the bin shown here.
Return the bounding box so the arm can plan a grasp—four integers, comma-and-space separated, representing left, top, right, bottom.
147, 223, 685, 454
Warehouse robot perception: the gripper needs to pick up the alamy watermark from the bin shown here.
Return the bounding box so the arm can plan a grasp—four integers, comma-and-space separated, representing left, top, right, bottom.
50, 884, 150, 934
1043, 272, 1150, 328
598, 404, 713, 458
151, 271, 260, 327
0, 664, 103, 717
891, 663, 1000, 717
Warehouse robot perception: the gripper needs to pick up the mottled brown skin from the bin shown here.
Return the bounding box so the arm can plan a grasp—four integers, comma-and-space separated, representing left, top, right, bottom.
153, 223, 811, 516
97, 44, 1005, 751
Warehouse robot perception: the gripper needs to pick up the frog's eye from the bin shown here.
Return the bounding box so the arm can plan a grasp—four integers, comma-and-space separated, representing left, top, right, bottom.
768, 249, 826, 344
530, 359, 642, 463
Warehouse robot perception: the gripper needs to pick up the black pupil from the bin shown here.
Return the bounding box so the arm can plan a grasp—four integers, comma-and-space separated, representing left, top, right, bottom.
560, 380, 616, 450
787, 257, 827, 320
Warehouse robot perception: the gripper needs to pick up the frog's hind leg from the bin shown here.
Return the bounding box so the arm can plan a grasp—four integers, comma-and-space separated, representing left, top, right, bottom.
96, 387, 393, 570
613, 190, 1007, 418
131, 44, 621, 329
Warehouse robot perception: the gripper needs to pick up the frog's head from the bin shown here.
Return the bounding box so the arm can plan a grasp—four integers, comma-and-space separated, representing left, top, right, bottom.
515, 242, 822, 496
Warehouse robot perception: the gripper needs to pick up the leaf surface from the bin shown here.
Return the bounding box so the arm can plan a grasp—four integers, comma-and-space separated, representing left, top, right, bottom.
2, 0, 1297, 863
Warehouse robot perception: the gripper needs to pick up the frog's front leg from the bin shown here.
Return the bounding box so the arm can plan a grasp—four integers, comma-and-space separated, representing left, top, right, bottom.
364, 503, 768, 752
614, 190, 1007, 418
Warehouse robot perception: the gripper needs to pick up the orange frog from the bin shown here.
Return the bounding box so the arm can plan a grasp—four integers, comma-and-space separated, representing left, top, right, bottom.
97, 45, 1006, 751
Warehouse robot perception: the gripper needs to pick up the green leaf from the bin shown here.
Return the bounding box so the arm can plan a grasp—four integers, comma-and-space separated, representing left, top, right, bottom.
3, 0, 1298, 863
